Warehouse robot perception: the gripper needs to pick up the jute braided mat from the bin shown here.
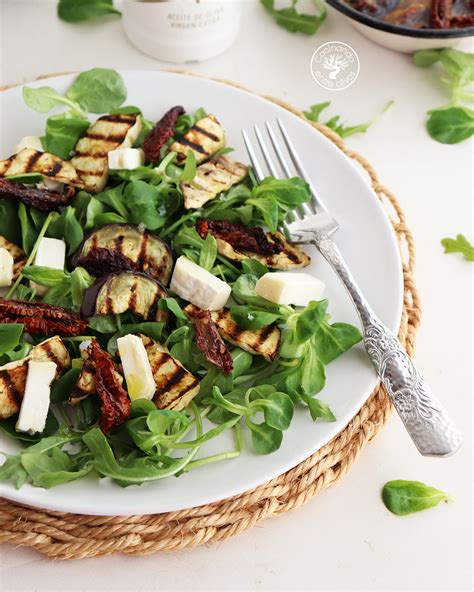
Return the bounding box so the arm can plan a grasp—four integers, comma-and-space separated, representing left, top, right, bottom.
0, 71, 420, 560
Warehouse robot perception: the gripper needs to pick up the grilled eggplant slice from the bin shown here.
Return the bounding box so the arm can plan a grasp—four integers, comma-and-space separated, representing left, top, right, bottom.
185, 304, 281, 362
72, 224, 173, 284
169, 114, 225, 164
213, 229, 310, 270
140, 335, 200, 411
0, 336, 71, 419
68, 339, 123, 405
182, 155, 248, 210
0, 148, 85, 188
0, 236, 26, 281
81, 272, 169, 322
71, 113, 142, 193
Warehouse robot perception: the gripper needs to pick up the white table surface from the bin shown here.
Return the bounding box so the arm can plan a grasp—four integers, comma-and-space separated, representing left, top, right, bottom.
0, 1, 472, 591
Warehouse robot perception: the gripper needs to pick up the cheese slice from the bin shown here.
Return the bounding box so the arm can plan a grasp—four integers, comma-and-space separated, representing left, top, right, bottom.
0, 247, 14, 287
15, 361, 57, 434
255, 272, 326, 307
108, 148, 145, 170
117, 334, 156, 401
31, 237, 66, 296
170, 255, 231, 311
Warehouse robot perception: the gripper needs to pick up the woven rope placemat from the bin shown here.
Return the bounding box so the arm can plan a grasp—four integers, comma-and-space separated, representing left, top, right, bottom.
0, 71, 420, 560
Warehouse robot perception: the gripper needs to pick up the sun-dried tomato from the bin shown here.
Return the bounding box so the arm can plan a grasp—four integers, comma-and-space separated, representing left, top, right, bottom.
142, 105, 185, 162
0, 299, 89, 336
73, 247, 136, 276
430, 0, 452, 27
90, 341, 130, 433
195, 219, 282, 256
450, 14, 474, 26
0, 178, 75, 212
190, 308, 233, 375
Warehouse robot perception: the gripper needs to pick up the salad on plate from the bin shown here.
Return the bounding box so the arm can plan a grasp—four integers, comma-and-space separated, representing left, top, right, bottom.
0, 69, 362, 490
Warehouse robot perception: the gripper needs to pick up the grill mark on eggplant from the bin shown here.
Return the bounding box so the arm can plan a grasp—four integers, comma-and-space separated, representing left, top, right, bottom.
25, 150, 42, 171
99, 114, 137, 124
49, 161, 63, 176
193, 125, 220, 142
74, 167, 105, 178
153, 366, 187, 397
257, 323, 274, 346
176, 138, 208, 155
157, 377, 199, 407
2, 373, 23, 408
128, 279, 138, 312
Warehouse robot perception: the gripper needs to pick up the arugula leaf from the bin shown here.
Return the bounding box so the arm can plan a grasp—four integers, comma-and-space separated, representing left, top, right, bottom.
66, 68, 127, 113
199, 233, 217, 271
441, 234, 474, 261
260, 0, 326, 35
382, 480, 452, 516
426, 106, 474, 144
0, 324, 24, 357
304, 101, 393, 138
58, 0, 121, 22
22, 266, 68, 287
6, 173, 44, 185
0, 454, 28, 489
18, 202, 37, 254
50, 368, 82, 403
124, 180, 164, 230
42, 114, 90, 160
0, 199, 21, 244
158, 297, 187, 320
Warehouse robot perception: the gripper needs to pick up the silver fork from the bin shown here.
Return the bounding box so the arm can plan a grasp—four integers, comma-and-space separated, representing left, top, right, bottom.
242, 118, 463, 458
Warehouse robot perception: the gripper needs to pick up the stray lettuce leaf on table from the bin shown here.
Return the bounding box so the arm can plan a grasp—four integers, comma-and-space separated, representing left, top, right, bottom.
304, 101, 393, 138
441, 234, 474, 261
414, 48, 474, 144
382, 480, 452, 516
260, 0, 326, 35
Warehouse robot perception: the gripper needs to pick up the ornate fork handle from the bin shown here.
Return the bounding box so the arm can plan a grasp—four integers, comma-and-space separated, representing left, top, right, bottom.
315, 236, 463, 457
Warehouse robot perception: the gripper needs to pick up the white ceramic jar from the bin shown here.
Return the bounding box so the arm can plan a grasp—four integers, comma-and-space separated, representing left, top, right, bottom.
122, 0, 243, 63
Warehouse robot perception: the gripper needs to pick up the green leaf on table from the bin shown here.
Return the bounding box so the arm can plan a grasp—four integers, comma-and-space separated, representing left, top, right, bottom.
58, 0, 121, 22
441, 234, 474, 261
304, 101, 393, 138
426, 106, 474, 144
260, 0, 326, 35
382, 480, 452, 516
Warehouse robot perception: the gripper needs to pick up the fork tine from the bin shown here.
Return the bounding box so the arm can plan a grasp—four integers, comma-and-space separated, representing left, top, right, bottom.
265, 121, 315, 217
241, 129, 265, 182
242, 127, 292, 233
276, 117, 328, 215
254, 124, 279, 178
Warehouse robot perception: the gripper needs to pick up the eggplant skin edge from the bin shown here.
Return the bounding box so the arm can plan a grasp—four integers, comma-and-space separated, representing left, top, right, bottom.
81, 271, 169, 323
72, 224, 174, 285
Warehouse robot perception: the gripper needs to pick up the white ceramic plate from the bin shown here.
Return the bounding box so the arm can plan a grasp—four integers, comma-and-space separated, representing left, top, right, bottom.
0, 71, 403, 515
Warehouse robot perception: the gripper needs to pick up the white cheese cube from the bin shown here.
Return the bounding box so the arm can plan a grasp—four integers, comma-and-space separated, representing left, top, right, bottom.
31, 237, 66, 296
0, 247, 14, 287
108, 148, 145, 170
14, 135, 43, 154
117, 334, 156, 401
170, 256, 231, 311
15, 361, 57, 434
256, 272, 326, 307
